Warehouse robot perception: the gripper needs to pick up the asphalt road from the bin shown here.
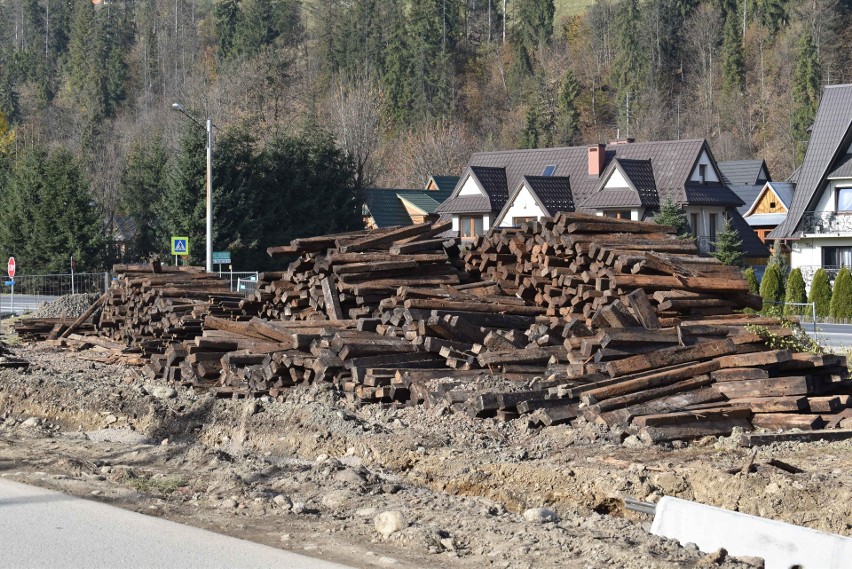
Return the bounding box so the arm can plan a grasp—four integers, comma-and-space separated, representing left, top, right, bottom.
807, 323, 852, 349
0, 294, 56, 315
0, 479, 352, 569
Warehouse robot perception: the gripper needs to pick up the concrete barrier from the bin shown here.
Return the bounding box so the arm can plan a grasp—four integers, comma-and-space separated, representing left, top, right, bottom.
651, 496, 852, 569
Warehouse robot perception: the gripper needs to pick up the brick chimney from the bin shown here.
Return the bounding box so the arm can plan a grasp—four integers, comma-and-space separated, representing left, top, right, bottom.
588, 144, 605, 177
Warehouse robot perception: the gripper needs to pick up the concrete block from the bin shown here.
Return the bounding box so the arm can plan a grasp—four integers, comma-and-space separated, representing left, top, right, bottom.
651, 496, 852, 569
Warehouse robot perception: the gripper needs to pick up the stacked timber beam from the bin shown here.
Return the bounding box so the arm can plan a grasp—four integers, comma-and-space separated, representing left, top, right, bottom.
20, 215, 852, 440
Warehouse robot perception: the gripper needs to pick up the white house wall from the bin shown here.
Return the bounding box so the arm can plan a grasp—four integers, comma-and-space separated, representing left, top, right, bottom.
689, 150, 720, 183
683, 206, 725, 236
792, 237, 852, 286
811, 180, 852, 214
499, 185, 546, 226
458, 174, 483, 196
604, 169, 630, 189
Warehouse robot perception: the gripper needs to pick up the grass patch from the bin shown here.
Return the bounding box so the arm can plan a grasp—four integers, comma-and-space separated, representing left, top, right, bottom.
122, 472, 188, 496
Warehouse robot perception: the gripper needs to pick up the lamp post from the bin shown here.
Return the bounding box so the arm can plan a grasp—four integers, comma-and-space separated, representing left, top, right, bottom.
171, 102, 213, 273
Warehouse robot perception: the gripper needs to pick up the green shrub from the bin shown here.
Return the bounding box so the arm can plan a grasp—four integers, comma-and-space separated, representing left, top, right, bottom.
783, 268, 807, 316
830, 267, 852, 320
808, 268, 832, 318
744, 267, 759, 295
712, 219, 744, 266
653, 198, 690, 237
760, 263, 785, 310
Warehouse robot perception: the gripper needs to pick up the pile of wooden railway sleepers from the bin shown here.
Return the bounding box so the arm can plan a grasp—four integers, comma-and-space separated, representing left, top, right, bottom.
23, 215, 852, 441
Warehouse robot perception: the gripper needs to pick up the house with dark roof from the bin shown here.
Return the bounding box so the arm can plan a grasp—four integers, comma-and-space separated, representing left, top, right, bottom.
718, 160, 771, 186
769, 83, 852, 284
436, 139, 769, 261
363, 179, 453, 229
734, 181, 795, 243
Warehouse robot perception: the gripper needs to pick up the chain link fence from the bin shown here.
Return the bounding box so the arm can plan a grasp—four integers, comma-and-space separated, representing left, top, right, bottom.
1, 272, 110, 315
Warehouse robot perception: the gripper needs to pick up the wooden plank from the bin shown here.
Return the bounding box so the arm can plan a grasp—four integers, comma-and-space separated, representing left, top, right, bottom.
739, 429, 852, 447
639, 417, 752, 443
716, 350, 792, 369
632, 406, 752, 427
59, 292, 108, 339
606, 339, 736, 378
751, 413, 825, 431
711, 368, 769, 382
713, 376, 811, 399
626, 289, 660, 330
321, 277, 344, 321
725, 396, 808, 413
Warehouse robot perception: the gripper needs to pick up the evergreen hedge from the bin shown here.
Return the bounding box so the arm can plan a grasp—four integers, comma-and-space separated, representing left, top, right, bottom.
783, 268, 807, 316
760, 263, 785, 311
809, 268, 832, 318
830, 267, 852, 320
744, 267, 759, 295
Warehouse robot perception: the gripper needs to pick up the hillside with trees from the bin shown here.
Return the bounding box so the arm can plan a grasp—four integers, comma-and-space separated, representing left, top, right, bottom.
0, 0, 849, 271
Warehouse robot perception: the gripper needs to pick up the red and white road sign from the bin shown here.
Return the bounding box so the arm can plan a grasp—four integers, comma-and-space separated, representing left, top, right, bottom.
7, 257, 15, 279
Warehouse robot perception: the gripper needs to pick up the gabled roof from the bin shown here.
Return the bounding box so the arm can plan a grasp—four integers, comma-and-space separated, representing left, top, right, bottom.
828, 154, 852, 180
718, 160, 770, 186
730, 185, 763, 215
683, 184, 744, 207
581, 158, 659, 209
436, 166, 508, 214
396, 189, 452, 212
727, 209, 771, 258
524, 175, 575, 216
453, 139, 729, 211
364, 188, 417, 227
771, 84, 852, 238
426, 175, 461, 193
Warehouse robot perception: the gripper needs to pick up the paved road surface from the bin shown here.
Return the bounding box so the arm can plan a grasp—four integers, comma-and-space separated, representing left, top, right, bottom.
805, 323, 852, 348
0, 479, 352, 569
0, 294, 56, 315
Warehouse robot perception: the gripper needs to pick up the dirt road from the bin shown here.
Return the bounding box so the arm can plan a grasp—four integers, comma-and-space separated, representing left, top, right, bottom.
1, 342, 850, 568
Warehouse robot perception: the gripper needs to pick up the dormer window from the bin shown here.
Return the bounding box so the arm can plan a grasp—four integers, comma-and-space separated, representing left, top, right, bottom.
699, 164, 707, 184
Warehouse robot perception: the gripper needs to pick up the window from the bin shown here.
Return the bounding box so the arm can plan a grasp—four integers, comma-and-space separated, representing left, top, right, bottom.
604, 210, 632, 219
709, 213, 717, 242
513, 216, 537, 225
459, 215, 484, 239
823, 246, 852, 267
837, 188, 852, 211
542, 165, 557, 176
690, 213, 700, 236
698, 164, 707, 184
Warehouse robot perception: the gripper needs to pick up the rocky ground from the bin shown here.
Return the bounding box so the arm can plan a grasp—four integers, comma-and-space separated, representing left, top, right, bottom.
1, 327, 851, 568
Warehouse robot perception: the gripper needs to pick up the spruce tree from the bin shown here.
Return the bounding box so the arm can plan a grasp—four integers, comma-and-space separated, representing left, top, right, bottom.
653, 199, 690, 236
381, 0, 412, 125
744, 267, 759, 295
611, 0, 647, 137
119, 136, 169, 261
830, 267, 852, 321
514, 0, 556, 53
556, 69, 580, 146
720, 10, 744, 96
783, 268, 807, 316
521, 105, 540, 149
159, 124, 206, 264
712, 218, 744, 266
791, 31, 821, 164
808, 268, 832, 319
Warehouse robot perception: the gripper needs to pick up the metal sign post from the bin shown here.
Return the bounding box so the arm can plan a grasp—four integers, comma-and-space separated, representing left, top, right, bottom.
171, 237, 189, 267
212, 251, 231, 277
7, 257, 15, 315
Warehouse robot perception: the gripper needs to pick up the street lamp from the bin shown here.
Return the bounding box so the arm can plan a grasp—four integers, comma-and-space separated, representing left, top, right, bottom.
171, 102, 213, 273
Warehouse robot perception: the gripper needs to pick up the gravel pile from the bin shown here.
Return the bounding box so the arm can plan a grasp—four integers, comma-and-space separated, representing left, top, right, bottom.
25, 293, 100, 319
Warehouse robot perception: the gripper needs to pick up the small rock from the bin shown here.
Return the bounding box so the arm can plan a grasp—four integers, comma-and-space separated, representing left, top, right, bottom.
522, 507, 559, 523
315, 454, 330, 463
104, 415, 118, 425
161, 438, 169, 446
374, 510, 407, 538
321, 489, 353, 510
356, 507, 377, 518
622, 435, 645, 448
151, 386, 177, 399
377, 557, 398, 565
291, 501, 305, 514
273, 494, 292, 510
698, 548, 727, 566
280, 534, 292, 542
736, 556, 765, 568
20, 417, 41, 429
220, 498, 238, 509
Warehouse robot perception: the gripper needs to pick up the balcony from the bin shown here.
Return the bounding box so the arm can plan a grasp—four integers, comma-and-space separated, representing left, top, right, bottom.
798, 265, 844, 286
799, 212, 852, 235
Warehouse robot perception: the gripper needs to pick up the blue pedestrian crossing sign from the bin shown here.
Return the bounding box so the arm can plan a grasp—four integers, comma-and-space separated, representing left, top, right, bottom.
171, 236, 189, 256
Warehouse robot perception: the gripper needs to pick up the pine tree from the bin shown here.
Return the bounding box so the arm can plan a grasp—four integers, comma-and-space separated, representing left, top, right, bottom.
611, 0, 647, 137
830, 267, 852, 321
555, 69, 581, 146
159, 124, 206, 264
712, 218, 744, 266
783, 267, 807, 316
808, 268, 832, 319
381, 0, 412, 125
745, 267, 759, 294
119, 137, 169, 261
407, 0, 458, 121
653, 199, 690, 236
791, 31, 821, 164
520, 105, 540, 149
720, 10, 744, 96
514, 0, 556, 53
760, 262, 785, 309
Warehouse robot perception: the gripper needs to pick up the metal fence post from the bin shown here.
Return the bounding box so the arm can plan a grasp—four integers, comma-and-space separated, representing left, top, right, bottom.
104, 271, 109, 293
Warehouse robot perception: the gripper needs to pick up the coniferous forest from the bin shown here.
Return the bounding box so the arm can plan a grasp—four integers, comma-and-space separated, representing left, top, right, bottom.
0, 0, 849, 271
